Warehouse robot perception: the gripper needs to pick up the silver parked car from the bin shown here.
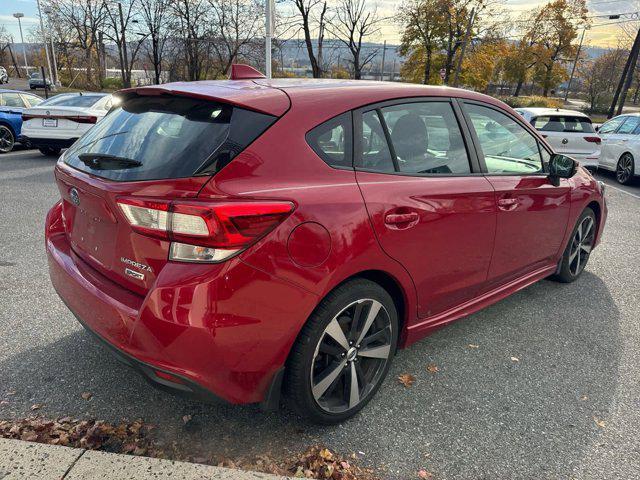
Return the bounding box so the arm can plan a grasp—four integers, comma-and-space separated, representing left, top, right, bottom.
0, 67, 8, 84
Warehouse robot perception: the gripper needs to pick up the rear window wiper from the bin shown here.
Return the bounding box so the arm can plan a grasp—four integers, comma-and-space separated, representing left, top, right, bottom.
78, 153, 143, 170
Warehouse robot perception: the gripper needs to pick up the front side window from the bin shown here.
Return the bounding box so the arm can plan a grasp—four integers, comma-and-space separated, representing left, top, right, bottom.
358, 101, 471, 175
598, 117, 625, 134
466, 103, 544, 175
306, 112, 352, 168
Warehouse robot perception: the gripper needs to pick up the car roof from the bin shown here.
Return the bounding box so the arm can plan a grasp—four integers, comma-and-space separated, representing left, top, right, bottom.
515, 107, 590, 118
120, 78, 504, 117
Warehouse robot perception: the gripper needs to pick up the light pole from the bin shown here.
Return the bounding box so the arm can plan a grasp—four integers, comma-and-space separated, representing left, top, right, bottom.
35, 0, 54, 90
265, 0, 274, 78
13, 13, 28, 77
43, 6, 59, 86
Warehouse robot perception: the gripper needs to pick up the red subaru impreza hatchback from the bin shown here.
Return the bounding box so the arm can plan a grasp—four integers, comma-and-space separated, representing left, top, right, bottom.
46, 69, 607, 424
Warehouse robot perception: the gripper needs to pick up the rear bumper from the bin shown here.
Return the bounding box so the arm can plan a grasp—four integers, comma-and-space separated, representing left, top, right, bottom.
569, 153, 599, 169
19, 135, 77, 149
46, 201, 318, 405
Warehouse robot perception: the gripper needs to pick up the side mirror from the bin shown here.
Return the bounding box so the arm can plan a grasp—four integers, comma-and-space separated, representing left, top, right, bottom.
549, 154, 578, 183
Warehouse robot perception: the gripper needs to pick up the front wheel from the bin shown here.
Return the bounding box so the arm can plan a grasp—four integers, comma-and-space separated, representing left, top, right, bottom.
553, 208, 596, 283
285, 279, 398, 424
616, 153, 635, 185
0, 125, 15, 153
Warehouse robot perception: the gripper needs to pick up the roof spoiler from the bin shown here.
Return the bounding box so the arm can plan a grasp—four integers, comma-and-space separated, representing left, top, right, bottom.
229, 64, 266, 80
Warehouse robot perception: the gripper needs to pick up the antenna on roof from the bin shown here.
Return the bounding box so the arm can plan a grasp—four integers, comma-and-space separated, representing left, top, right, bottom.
229, 64, 266, 80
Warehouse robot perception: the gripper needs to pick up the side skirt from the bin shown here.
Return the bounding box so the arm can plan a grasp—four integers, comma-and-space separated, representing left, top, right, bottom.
404, 264, 557, 347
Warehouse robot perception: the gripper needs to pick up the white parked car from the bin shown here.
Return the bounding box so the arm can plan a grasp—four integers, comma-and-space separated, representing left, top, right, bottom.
515, 108, 600, 170
20, 92, 113, 156
596, 113, 640, 185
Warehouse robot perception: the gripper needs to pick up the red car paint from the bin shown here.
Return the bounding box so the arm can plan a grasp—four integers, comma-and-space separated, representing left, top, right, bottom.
46, 78, 607, 406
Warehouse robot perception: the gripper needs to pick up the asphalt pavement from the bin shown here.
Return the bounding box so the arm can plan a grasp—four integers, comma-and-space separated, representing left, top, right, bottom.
1, 149, 639, 479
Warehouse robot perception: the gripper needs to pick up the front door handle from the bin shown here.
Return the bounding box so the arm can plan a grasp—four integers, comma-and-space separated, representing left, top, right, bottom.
385, 212, 420, 229
497, 198, 519, 211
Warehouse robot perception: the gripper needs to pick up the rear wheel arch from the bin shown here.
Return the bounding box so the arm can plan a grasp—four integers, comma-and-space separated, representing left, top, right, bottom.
0, 121, 15, 136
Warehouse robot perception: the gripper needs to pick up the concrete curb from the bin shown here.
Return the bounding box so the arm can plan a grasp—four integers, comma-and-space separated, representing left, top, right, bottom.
0, 438, 293, 479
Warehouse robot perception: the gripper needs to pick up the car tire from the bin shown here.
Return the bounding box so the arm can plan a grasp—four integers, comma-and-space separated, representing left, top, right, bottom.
39, 147, 61, 156
0, 124, 15, 153
552, 207, 597, 283
616, 153, 635, 185
285, 279, 398, 424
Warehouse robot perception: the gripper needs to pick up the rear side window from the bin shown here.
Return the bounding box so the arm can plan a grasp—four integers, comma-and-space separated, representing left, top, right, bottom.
617, 116, 640, 134
358, 101, 471, 175
532, 115, 594, 133
63, 96, 276, 181
306, 112, 353, 168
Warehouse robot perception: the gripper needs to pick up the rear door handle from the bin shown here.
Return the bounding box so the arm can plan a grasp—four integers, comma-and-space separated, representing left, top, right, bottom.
497, 198, 519, 211
385, 212, 420, 228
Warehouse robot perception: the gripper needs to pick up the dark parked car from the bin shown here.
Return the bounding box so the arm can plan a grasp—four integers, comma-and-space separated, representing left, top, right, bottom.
28, 72, 52, 90
46, 66, 607, 424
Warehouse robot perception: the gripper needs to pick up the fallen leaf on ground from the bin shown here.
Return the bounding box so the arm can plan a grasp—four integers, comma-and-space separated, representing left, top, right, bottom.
318, 448, 333, 460
594, 417, 606, 428
81, 392, 93, 401
580, 395, 589, 401
467, 344, 479, 349
398, 373, 416, 387
0, 401, 9, 406
426, 364, 438, 374
418, 469, 433, 478
182, 415, 192, 424
6, 391, 16, 396
510, 357, 519, 362
30, 404, 43, 411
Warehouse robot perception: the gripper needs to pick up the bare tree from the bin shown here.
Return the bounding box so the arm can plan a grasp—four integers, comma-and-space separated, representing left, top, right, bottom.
138, 0, 172, 84
291, 0, 328, 78
47, 0, 107, 89
207, 0, 263, 77
329, 0, 380, 79
103, 0, 146, 87
172, 0, 210, 80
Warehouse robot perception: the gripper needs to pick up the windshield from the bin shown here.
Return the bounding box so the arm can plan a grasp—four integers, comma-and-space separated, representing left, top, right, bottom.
63, 95, 276, 182
42, 94, 105, 108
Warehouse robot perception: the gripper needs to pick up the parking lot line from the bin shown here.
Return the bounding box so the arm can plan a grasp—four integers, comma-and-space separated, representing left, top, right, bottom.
603, 183, 640, 200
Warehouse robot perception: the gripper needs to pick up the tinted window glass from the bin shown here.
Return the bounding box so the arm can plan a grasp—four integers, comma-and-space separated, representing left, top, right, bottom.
63, 96, 276, 181
360, 109, 394, 172
306, 112, 352, 168
22, 94, 43, 107
598, 117, 625, 134
617, 116, 640, 134
532, 115, 594, 133
1, 93, 26, 108
466, 103, 543, 174
381, 102, 470, 174
42, 94, 105, 108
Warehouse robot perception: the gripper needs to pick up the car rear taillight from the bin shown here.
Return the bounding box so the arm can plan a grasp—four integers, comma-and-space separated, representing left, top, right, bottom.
74, 116, 98, 124
584, 136, 601, 144
117, 198, 294, 263
21, 114, 97, 124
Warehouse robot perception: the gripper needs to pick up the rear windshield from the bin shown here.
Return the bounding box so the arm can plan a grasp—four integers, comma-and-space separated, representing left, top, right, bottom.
531, 115, 595, 133
63, 95, 276, 181
43, 94, 105, 107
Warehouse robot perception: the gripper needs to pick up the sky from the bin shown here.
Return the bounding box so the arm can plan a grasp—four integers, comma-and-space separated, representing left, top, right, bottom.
0, 0, 637, 50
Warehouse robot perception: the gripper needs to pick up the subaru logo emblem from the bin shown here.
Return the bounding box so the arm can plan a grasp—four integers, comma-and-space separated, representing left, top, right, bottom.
69, 187, 80, 206
45, 110, 50, 116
